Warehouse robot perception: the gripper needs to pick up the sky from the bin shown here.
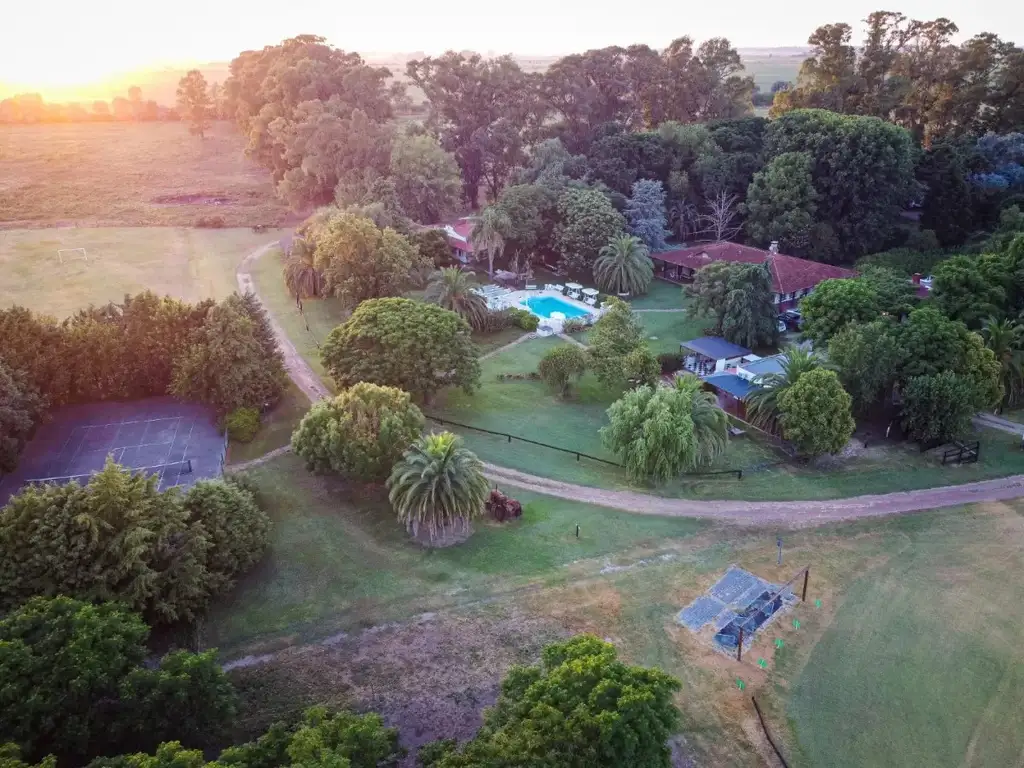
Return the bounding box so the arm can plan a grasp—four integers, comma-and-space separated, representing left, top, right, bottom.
2, 0, 1022, 94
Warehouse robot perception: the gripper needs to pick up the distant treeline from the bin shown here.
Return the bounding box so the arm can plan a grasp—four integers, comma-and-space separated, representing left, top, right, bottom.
0, 85, 233, 124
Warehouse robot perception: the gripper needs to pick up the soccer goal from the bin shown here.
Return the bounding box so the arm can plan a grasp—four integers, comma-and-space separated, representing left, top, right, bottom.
57, 248, 88, 264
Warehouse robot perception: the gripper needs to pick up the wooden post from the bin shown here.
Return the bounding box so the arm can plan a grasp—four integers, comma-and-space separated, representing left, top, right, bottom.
801, 568, 809, 602
737, 626, 744, 662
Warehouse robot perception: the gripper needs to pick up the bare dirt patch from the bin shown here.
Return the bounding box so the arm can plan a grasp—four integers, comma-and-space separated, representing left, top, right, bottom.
229, 608, 567, 764
151, 193, 233, 205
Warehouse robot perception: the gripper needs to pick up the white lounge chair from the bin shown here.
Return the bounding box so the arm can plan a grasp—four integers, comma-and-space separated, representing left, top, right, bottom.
525, 284, 537, 290
584, 296, 597, 306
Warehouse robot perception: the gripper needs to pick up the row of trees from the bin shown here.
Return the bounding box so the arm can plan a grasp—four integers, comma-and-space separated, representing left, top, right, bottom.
0, 88, 170, 124
774, 12, 1024, 142
0, 292, 287, 472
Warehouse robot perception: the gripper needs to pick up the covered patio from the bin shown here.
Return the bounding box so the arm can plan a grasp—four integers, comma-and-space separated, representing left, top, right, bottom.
680, 337, 752, 377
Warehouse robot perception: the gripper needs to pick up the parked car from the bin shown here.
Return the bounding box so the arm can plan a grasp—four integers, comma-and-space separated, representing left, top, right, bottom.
782, 310, 803, 330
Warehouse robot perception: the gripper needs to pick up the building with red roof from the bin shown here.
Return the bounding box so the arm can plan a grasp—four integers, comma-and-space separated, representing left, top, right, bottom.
438, 218, 475, 263
650, 242, 856, 310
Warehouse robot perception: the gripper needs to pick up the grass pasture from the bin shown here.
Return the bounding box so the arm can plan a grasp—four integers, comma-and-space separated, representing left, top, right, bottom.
1, 226, 284, 319
0, 121, 290, 228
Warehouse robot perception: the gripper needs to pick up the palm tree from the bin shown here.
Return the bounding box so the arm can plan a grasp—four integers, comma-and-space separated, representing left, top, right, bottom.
424, 267, 489, 331
675, 374, 729, 467
594, 235, 654, 296
470, 207, 511, 277
983, 316, 1024, 407
282, 237, 323, 299
386, 432, 490, 545
745, 346, 829, 430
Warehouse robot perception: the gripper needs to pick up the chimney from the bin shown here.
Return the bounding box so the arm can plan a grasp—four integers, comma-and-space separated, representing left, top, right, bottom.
911, 273, 921, 285
769, 241, 779, 255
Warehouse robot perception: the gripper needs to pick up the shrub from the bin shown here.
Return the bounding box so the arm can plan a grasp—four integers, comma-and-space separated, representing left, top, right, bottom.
562, 317, 587, 334
479, 309, 514, 333
538, 344, 587, 397
900, 371, 976, 444
657, 352, 684, 374
509, 306, 539, 331
484, 489, 523, 522
622, 346, 660, 388
223, 406, 260, 443
777, 368, 855, 456
194, 215, 226, 228
181, 480, 271, 595
291, 382, 425, 482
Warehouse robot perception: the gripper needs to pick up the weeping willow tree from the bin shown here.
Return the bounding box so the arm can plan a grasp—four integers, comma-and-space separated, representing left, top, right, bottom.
283, 236, 324, 299
675, 374, 729, 466
593, 234, 654, 296
386, 432, 489, 545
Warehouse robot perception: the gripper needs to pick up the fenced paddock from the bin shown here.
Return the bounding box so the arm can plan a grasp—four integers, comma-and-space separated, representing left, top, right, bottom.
0, 397, 226, 505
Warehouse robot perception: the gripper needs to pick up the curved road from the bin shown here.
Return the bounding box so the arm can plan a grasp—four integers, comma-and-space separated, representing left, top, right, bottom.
238, 239, 1024, 527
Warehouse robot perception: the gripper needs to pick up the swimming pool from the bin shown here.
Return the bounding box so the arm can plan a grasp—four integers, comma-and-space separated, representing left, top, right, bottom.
523, 295, 593, 319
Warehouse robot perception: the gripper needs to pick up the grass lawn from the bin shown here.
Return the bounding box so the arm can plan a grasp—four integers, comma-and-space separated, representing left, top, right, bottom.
785, 502, 1024, 767
0, 121, 290, 228
1, 226, 284, 319
227, 381, 310, 464
434, 337, 1024, 500
628, 277, 688, 309
209, 452, 707, 654
635, 309, 707, 355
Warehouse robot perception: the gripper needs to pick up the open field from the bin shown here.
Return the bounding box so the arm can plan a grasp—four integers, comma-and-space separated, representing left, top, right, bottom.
213, 452, 1024, 766
0, 122, 291, 228
1, 226, 285, 319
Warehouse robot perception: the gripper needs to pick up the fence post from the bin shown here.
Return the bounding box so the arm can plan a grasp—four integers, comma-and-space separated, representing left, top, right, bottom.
801, 568, 809, 602
508, 434, 512, 443
737, 469, 743, 480
576, 453, 580, 462
737, 626, 744, 662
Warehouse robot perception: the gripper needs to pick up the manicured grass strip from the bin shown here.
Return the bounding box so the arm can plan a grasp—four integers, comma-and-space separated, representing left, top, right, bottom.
227, 381, 309, 464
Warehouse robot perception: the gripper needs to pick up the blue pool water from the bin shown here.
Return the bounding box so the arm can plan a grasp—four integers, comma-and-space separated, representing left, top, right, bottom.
523, 296, 592, 319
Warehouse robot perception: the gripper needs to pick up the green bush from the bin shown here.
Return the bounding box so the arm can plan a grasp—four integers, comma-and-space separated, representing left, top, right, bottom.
562, 317, 587, 334
538, 344, 587, 397
657, 352, 684, 374
509, 306, 539, 331
479, 309, 514, 333
622, 346, 660, 388
291, 382, 425, 482
223, 407, 260, 443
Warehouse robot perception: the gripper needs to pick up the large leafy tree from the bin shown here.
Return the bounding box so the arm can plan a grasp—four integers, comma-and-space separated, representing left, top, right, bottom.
493, 183, 560, 265
424, 267, 489, 331
746, 346, 828, 429
982, 317, 1024, 406
901, 372, 978, 444
389, 132, 462, 224
538, 344, 588, 398
764, 109, 917, 260
690, 261, 736, 333
743, 151, 818, 255
777, 368, 855, 456
930, 253, 1012, 328
0, 597, 236, 764
799, 278, 880, 346
406, 52, 535, 207
624, 179, 669, 252
170, 294, 287, 416
601, 383, 702, 483
291, 383, 425, 482
422, 636, 681, 767
593, 235, 654, 296
828, 319, 903, 415
175, 70, 211, 139
0, 360, 45, 473
386, 432, 489, 545
587, 298, 646, 389
919, 138, 979, 247
321, 298, 480, 402
282, 237, 324, 299
311, 211, 426, 306
721, 263, 778, 349
556, 188, 626, 272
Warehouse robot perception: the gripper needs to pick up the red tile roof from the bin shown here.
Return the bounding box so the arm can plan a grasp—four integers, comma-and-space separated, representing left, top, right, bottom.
651, 242, 856, 294
438, 219, 474, 254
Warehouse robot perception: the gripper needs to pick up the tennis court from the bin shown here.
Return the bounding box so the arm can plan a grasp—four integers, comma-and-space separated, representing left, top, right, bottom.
0, 397, 226, 505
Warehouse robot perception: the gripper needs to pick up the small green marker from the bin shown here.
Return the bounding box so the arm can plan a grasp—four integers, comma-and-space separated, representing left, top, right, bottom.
815, 599, 822, 608
757, 658, 767, 669
774, 638, 784, 650
736, 678, 746, 690
793, 618, 801, 629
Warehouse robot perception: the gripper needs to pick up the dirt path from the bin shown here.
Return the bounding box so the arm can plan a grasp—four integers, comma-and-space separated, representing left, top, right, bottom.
973, 412, 1024, 436
479, 332, 534, 361
236, 240, 1024, 527
237, 239, 330, 403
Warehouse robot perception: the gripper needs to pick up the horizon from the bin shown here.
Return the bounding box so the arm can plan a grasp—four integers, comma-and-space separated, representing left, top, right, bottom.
3, 0, 1020, 101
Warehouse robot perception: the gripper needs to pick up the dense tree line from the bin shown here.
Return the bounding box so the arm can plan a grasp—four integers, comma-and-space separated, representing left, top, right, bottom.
0, 89, 172, 124
773, 12, 1024, 142
0, 291, 286, 472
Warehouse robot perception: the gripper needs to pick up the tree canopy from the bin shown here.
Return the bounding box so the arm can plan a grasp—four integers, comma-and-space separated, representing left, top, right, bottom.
777, 368, 855, 456
556, 188, 626, 272
321, 298, 480, 402
799, 278, 881, 346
